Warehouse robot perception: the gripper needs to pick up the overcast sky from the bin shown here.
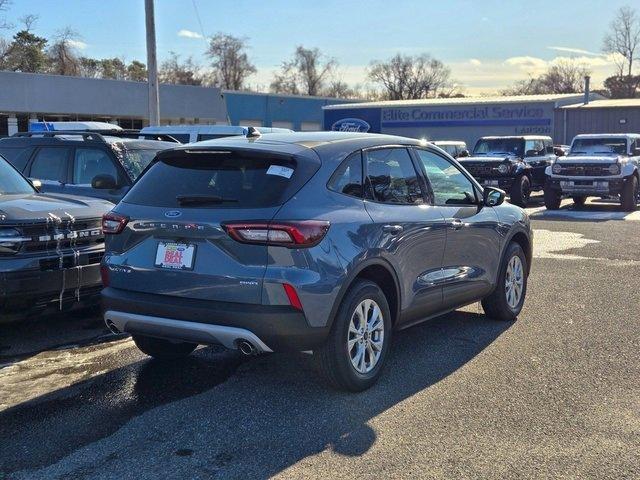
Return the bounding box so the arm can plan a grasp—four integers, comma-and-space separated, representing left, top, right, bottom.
3, 0, 631, 94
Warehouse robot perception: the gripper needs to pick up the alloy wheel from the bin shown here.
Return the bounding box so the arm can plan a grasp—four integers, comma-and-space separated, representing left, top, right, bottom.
505, 255, 524, 309
348, 299, 384, 374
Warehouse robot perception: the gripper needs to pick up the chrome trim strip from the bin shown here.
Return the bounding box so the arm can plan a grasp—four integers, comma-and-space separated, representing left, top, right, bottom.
104, 310, 273, 352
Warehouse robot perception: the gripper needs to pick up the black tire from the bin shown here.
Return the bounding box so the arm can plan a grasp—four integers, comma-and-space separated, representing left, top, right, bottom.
482, 242, 528, 322
543, 186, 562, 210
510, 175, 531, 207
572, 196, 587, 207
620, 175, 639, 212
132, 334, 197, 360
313, 280, 392, 392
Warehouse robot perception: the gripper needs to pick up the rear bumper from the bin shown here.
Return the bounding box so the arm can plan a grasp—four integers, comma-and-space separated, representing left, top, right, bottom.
0, 263, 102, 320
101, 287, 329, 352
546, 177, 624, 196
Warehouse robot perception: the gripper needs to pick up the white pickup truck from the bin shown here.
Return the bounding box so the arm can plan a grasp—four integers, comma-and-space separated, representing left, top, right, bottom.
544, 133, 640, 211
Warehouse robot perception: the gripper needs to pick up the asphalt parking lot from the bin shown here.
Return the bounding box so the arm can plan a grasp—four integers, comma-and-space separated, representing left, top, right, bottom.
1, 196, 639, 479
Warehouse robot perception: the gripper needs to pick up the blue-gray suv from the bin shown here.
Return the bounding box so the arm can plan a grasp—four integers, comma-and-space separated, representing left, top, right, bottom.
102, 132, 533, 391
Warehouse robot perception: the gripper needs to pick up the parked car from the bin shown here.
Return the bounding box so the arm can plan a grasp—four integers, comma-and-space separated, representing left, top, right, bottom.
140, 125, 294, 144
0, 155, 111, 322
457, 135, 556, 207
101, 131, 533, 391
0, 131, 177, 204
544, 133, 640, 211
431, 140, 469, 158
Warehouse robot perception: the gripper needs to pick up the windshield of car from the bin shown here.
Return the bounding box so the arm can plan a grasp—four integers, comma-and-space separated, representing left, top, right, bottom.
0, 158, 34, 195
473, 138, 524, 157
570, 138, 627, 156
109, 140, 176, 179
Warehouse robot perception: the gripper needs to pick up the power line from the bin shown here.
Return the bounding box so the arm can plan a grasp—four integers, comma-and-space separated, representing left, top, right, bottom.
191, 0, 208, 44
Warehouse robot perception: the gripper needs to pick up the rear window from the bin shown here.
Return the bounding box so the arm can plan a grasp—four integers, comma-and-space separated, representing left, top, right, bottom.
123, 150, 316, 208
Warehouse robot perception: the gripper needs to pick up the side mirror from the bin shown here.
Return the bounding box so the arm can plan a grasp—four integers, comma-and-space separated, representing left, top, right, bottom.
28, 178, 42, 191
91, 174, 117, 190
553, 147, 565, 157
483, 187, 505, 207
458, 149, 470, 158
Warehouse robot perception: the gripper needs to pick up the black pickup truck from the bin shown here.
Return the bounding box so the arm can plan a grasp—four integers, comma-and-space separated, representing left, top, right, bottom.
0, 155, 111, 322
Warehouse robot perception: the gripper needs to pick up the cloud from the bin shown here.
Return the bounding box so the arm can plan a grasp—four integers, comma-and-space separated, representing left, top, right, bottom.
547, 46, 604, 57
178, 29, 203, 39
67, 39, 87, 50
469, 58, 482, 67
504, 56, 549, 74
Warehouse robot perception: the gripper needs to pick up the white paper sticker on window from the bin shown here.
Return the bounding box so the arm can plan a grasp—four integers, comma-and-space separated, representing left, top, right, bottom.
266, 165, 294, 178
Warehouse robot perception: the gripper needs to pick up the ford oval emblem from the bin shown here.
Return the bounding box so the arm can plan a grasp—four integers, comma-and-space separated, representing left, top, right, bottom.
164, 210, 182, 218
331, 118, 370, 133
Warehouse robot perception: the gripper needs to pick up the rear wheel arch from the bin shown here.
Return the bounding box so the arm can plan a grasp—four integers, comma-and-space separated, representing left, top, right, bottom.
327, 258, 401, 331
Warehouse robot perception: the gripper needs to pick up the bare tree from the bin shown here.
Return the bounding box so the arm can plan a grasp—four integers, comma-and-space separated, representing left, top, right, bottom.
502, 60, 591, 95
603, 5, 640, 77
47, 27, 81, 76
205, 33, 256, 90
271, 46, 337, 96
368, 54, 452, 100
159, 52, 205, 86
19, 13, 37, 32
0, 0, 13, 30
324, 80, 361, 98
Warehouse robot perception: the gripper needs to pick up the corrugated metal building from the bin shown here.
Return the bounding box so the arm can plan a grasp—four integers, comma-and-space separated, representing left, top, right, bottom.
554, 99, 640, 144
0, 71, 357, 135
323, 93, 604, 148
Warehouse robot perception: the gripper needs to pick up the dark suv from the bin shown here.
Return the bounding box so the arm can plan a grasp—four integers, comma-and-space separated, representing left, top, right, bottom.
0, 155, 111, 322
102, 132, 533, 391
0, 131, 177, 204
458, 135, 556, 207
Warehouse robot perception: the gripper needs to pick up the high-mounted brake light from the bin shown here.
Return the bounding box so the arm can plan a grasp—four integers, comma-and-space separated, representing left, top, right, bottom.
102, 212, 129, 234
223, 221, 330, 248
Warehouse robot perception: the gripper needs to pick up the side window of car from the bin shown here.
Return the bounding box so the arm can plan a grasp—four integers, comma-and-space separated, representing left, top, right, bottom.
328, 151, 363, 198
415, 148, 477, 205
73, 148, 118, 185
364, 148, 424, 204
0, 147, 33, 172
544, 139, 554, 154
30, 147, 70, 183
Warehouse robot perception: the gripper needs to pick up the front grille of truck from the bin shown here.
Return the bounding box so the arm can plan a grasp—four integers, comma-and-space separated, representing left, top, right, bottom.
460, 162, 502, 176
13, 218, 104, 254
557, 164, 614, 176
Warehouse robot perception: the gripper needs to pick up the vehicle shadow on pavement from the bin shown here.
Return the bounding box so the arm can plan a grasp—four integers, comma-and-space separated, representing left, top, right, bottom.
1, 309, 513, 478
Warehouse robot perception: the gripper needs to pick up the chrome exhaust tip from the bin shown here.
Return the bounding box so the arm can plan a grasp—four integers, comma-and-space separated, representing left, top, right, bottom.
236, 339, 257, 356
106, 319, 121, 335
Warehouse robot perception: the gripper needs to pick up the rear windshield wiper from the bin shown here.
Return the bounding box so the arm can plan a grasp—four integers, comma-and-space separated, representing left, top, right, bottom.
176, 194, 238, 205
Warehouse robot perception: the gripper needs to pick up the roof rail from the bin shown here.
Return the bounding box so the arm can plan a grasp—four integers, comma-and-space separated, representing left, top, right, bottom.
13, 130, 180, 143
13, 131, 107, 142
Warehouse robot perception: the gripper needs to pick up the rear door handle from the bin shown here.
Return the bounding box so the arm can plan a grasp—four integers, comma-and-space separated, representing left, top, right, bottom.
448, 218, 464, 230
383, 224, 404, 234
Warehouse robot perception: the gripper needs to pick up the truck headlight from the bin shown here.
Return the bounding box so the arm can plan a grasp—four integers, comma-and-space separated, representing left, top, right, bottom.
552, 163, 562, 174
608, 163, 620, 175
0, 227, 29, 254
497, 163, 510, 174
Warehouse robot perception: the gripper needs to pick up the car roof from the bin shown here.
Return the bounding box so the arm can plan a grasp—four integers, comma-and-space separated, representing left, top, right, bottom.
168, 131, 423, 156
432, 141, 466, 145
478, 135, 552, 140
572, 133, 640, 139
0, 135, 175, 149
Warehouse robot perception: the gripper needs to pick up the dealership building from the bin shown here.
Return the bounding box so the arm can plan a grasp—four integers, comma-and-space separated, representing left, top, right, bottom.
321, 93, 640, 148
0, 71, 354, 135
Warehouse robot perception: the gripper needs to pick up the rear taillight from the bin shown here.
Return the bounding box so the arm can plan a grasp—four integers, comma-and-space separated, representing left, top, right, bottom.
223, 221, 330, 248
102, 212, 128, 234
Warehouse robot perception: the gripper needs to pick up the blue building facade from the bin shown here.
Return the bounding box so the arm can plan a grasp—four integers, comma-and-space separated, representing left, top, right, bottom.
223, 91, 360, 131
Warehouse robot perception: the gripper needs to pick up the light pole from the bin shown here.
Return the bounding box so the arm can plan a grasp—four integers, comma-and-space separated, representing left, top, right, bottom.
145, 0, 160, 126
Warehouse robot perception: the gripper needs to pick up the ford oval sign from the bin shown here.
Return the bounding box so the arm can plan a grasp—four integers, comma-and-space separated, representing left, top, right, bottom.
331, 118, 370, 133
164, 210, 182, 218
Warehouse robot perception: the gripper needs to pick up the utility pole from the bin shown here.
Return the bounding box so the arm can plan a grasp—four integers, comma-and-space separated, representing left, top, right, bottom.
145, 0, 160, 126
